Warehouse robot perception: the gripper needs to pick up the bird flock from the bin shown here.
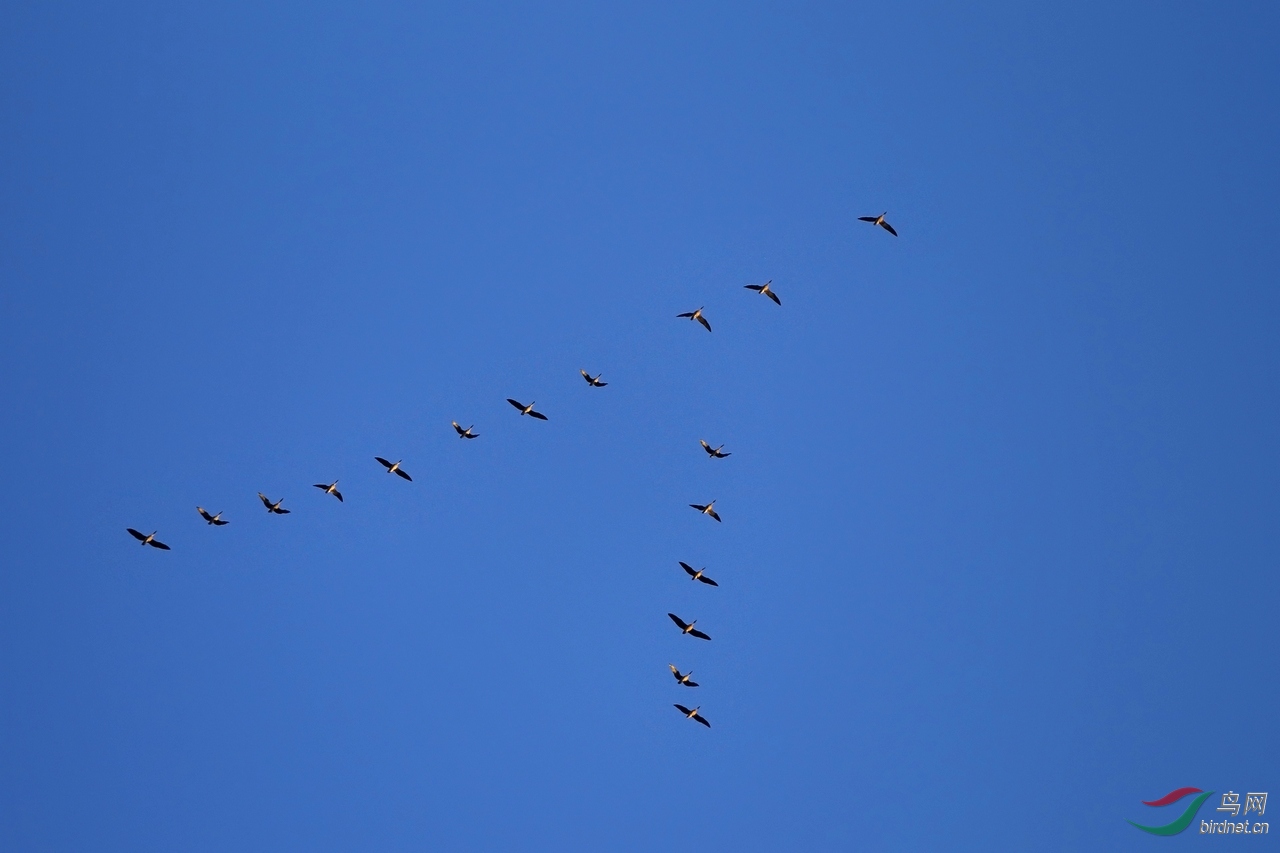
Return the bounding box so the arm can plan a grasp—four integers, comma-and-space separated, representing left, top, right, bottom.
125, 213, 899, 731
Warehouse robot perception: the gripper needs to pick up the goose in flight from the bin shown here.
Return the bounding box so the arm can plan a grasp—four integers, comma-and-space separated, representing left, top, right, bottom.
126, 528, 171, 550
677, 307, 712, 332
689, 500, 721, 522
452, 421, 479, 439
699, 440, 730, 459
580, 370, 607, 387
313, 481, 343, 502
507, 399, 548, 420
744, 280, 781, 305
858, 212, 898, 236
679, 561, 719, 587
375, 457, 412, 481
668, 613, 711, 641
196, 507, 229, 526
669, 665, 699, 687
673, 704, 711, 728
258, 493, 290, 514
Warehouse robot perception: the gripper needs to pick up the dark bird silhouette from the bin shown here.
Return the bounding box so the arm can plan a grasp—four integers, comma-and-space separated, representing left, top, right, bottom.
452, 421, 478, 439
127, 528, 171, 549
580, 370, 607, 387
668, 612, 712, 641
699, 439, 730, 459
858, 212, 898, 236
375, 457, 412, 481
677, 307, 712, 332
313, 481, 343, 502
674, 704, 711, 728
679, 561, 719, 587
689, 500, 721, 522
669, 664, 699, 687
196, 507, 229, 526
259, 493, 290, 514
744, 280, 781, 305
507, 399, 548, 420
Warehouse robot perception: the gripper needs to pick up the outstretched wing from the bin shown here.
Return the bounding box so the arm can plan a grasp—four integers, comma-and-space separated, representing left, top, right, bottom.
313, 484, 329, 491
276, 507, 291, 514
213, 518, 229, 525
744, 284, 763, 292
689, 503, 706, 512
766, 290, 781, 305
693, 713, 711, 728
148, 538, 171, 550
707, 509, 721, 522
667, 613, 689, 630
676, 312, 694, 318
197, 507, 214, 521
528, 410, 548, 421
674, 704, 692, 716
679, 561, 697, 577
685, 679, 699, 688
395, 468, 412, 481
669, 664, 681, 678
127, 528, 147, 541
507, 399, 525, 411
452, 421, 465, 435
374, 456, 392, 469
258, 492, 272, 508
333, 490, 343, 502
716, 450, 732, 458
697, 315, 712, 332
690, 628, 712, 641
698, 576, 719, 587
880, 220, 898, 236
858, 216, 877, 223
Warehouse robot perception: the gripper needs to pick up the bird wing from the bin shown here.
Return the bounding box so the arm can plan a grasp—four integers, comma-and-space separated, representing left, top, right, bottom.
277, 507, 291, 514
766, 290, 781, 305
127, 528, 147, 541
334, 490, 343, 502
858, 216, 877, 223
679, 561, 696, 576
313, 484, 328, 491
689, 503, 705, 512
197, 507, 213, 521
707, 509, 721, 522
744, 284, 762, 292
690, 628, 712, 641
699, 576, 719, 587
452, 421, 465, 434
674, 704, 692, 716
213, 518, 229, 525
685, 679, 699, 688
529, 411, 548, 420
507, 399, 526, 411
595, 380, 607, 386
717, 450, 732, 457
258, 493, 272, 507
697, 315, 712, 332
395, 469, 412, 481
580, 370, 591, 382
375, 456, 392, 469
676, 312, 694, 318
669, 664, 680, 677
694, 713, 711, 728
148, 539, 171, 550
881, 221, 898, 236
668, 613, 688, 630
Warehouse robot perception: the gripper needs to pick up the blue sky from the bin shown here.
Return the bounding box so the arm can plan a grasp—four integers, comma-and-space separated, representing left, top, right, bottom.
1, 2, 1277, 850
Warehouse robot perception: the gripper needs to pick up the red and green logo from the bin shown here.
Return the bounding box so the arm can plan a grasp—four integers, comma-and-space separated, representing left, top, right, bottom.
1129, 787, 1214, 835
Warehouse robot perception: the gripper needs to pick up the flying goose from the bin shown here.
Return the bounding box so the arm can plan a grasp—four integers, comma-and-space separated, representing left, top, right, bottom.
196, 507, 229, 525
668, 612, 711, 641
677, 307, 712, 332
858, 212, 898, 236
452, 421, 478, 439
126, 528, 171, 550
673, 704, 711, 728
507, 399, 548, 420
689, 500, 721, 522
699, 440, 730, 459
375, 457, 412, 481
744, 280, 781, 305
669, 665, 699, 687
580, 370, 607, 387
313, 481, 343, 502
258, 493, 290, 514
679, 561, 719, 587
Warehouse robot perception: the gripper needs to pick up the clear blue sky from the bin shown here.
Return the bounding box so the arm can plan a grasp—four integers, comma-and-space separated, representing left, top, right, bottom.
2, 3, 1277, 850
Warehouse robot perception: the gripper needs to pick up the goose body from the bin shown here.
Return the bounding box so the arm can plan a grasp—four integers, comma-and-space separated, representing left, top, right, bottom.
127, 528, 171, 550
676, 307, 712, 332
